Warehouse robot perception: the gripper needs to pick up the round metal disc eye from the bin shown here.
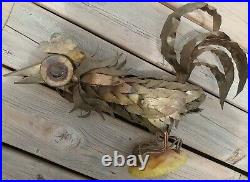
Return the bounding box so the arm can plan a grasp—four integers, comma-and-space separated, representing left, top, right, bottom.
40, 55, 74, 87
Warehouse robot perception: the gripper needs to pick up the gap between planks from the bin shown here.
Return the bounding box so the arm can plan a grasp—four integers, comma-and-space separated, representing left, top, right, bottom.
2, 143, 91, 180
3, 2, 248, 172
2, 2, 15, 29
35, 2, 248, 111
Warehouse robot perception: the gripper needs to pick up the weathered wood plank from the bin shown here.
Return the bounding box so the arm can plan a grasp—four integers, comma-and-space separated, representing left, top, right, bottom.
162, 2, 248, 52
2, 145, 89, 179
3, 4, 247, 170
36, 2, 248, 111
2, 67, 242, 179
3, 3, 248, 171
2, 2, 14, 29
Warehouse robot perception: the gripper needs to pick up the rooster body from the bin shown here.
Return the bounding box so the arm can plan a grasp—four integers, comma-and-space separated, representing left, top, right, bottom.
72, 62, 206, 133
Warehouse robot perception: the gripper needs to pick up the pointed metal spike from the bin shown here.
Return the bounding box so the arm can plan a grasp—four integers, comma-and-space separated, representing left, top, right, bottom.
116, 56, 127, 70
111, 51, 120, 67
220, 100, 225, 110
78, 110, 91, 118
175, 120, 180, 128
99, 112, 105, 120
108, 53, 123, 68
69, 106, 77, 113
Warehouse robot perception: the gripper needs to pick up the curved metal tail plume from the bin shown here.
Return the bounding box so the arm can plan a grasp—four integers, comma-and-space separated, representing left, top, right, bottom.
160, 2, 248, 108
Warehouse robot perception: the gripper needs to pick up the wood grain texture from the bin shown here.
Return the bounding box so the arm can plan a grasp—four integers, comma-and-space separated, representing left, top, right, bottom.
3, 3, 248, 171
2, 2, 14, 29
162, 2, 248, 52
36, 2, 248, 111
2, 67, 242, 179
2, 145, 89, 179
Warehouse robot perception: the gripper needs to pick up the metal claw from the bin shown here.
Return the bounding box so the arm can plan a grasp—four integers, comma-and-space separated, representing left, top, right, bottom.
133, 130, 184, 158
169, 136, 183, 152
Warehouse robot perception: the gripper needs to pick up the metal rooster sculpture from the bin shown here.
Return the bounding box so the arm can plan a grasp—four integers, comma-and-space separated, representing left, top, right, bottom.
4, 3, 247, 178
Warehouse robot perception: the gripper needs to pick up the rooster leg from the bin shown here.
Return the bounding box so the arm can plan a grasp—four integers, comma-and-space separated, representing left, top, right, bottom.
133, 131, 169, 157
134, 130, 184, 156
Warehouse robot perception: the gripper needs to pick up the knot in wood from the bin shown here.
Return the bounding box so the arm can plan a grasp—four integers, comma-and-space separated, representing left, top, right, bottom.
51, 126, 81, 150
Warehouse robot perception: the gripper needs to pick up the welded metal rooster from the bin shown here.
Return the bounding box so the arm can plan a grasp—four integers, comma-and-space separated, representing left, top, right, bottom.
4, 3, 247, 178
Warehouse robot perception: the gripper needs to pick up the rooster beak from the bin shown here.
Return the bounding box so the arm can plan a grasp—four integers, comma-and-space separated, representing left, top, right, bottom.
3, 64, 43, 84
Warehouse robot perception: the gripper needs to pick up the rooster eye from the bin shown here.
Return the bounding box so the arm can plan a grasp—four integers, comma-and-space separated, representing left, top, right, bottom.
48, 63, 68, 79
40, 54, 74, 87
